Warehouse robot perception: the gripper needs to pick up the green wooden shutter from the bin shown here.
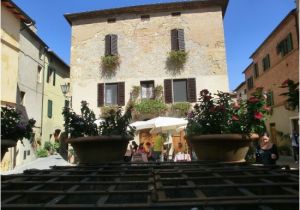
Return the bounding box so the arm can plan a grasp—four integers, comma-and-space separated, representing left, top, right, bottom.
164, 79, 173, 103
111, 34, 118, 55
178, 29, 185, 51
98, 83, 104, 107
47, 100, 53, 118
287, 33, 293, 52
171, 29, 179, 51
187, 78, 196, 102
105, 35, 111, 56
117, 82, 125, 106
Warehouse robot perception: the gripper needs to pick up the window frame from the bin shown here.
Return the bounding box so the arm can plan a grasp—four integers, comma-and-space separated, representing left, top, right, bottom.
173, 79, 188, 103
105, 83, 119, 105
140, 80, 155, 99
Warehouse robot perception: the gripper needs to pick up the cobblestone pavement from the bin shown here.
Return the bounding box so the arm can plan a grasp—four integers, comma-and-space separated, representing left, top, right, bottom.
276, 155, 299, 169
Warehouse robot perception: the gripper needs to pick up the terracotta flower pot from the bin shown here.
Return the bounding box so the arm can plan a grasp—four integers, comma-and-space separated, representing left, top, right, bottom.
1, 139, 17, 161
66, 135, 133, 164
187, 134, 259, 163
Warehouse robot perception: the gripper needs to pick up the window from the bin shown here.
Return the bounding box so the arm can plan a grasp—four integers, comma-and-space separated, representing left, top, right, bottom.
173, 80, 187, 102
171, 12, 181, 16
52, 69, 56, 86
141, 15, 150, 21
105, 83, 118, 105
277, 33, 293, 57
20, 91, 25, 106
37, 66, 42, 83
140, 81, 154, 99
47, 67, 53, 83
247, 77, 253, 90
253, 63, 259, 78
266, 91, 274, 106
39, 47, 43, 60
48, 100, 53, 118
107, 18, 116, 23
164, 78, 196, 103
105, 34, 118, 56
171, 29, 185, 51
262, 54, 270, 71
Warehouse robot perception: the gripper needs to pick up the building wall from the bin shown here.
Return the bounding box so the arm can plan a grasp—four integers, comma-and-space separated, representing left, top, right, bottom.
42, 55, 69, 146
244, 10, 299, 135
14, 27, 46, 166
1, 4, 20, 105
70, 7, 229, 114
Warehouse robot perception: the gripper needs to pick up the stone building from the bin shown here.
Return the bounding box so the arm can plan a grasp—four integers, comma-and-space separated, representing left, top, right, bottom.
65, 0, 229, 116
233, 81, 247, 101
243, 9, 299, 143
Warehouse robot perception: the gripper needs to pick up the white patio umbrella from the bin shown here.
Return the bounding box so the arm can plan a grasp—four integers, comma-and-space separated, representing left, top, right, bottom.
148, 117, 188, 134
129, 120, 154, 130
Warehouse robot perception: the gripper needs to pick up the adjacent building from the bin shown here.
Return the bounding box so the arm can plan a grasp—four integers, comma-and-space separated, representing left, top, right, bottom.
243, 9, 299, 142
1, 0, 70, 171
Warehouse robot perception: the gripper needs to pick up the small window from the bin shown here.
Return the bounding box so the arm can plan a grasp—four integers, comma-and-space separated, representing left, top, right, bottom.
173, 79, 187, 102
253, 63, 259, 78
262, 54, 270, 71
171, 29, 185, 51
277, 33, 293, 57
141, 15, 150, 21
105, 34, 118, 56
244, 89, 247, 94
27, 150, 30, 156
247, 77, 253, 90
47, 67, 53, 83
171, 12, 181, 16
23, 151, 26, 160
140, 81, 154, 99
107, 18, 116, 23
39, 47, 43, 60
105, 83, 118, 105
20, 91, 25, 106
48, 100, 53, 118
52, 69, 56, 86
37, 66, 42, 83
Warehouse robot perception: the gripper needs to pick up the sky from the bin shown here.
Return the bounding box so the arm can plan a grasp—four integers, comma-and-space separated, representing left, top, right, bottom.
13, 0, 296, 91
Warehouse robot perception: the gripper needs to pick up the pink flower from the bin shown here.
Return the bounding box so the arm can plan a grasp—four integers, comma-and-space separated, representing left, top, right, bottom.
204, 95, 212, 101
254, 112, 263, 120
200, 89, 209, 96
263, 106, 271, 112
232, 115, 239, 121
282, 79, 290, 86
209, 106, 216, 112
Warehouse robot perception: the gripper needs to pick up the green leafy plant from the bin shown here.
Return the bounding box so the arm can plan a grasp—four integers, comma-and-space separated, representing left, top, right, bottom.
131, 86, 140, 101
44, 142, 53, 151
101, 55, 120, 72
154, 85, 163, 99
170, 102, 191, 117
166, 50, 188, 73
1, 106, 36, 143
134, 99, 167, 116
186, 88, 271, 136
62, 101, 135, 138
279, 79, 299, 110
100, 105, 119, 118
36, 148, 48, 158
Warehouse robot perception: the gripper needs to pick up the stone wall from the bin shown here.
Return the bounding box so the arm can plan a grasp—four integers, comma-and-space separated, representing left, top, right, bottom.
70, 6, 229, 114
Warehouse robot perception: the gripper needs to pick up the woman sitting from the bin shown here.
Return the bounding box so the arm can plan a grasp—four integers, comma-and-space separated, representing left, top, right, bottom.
255, 132, 279, 165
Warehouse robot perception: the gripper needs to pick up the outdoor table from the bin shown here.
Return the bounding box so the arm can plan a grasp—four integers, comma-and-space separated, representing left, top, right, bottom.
1, 161, 299, 209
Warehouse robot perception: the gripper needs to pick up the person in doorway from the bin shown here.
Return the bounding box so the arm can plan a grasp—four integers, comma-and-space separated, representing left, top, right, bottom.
290, 129, 299, 163
255, 132, 279, 165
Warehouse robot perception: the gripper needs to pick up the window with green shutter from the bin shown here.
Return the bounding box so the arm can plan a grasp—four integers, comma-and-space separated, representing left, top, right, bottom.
48, 100, 53, 118
267, 91, 274, 106
262, 54, 270, 71
276, 33, 293, 57
253, 63, 259, 78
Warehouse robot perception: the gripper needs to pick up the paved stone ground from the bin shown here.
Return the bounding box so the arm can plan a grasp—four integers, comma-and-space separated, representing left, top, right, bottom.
1, 154, 298, 175
1, 154, 73, 175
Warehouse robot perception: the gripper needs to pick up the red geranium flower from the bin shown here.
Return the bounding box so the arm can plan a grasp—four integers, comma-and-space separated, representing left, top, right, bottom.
248, 97, 260, 103
254, 112, 263, 120
232, 115, 239, 121
232, 102, 240, 109
263, 106, 271, 112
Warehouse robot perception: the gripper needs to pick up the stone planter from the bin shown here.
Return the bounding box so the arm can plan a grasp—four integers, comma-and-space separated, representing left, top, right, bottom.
187, 134, 259, 163
66, 135, 133, 164
1, 139, 17, 161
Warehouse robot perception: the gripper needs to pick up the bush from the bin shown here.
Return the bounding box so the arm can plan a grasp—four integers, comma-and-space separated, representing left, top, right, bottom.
101, 55, 120, 71
36, 148, 48, 158
134, 99, 167, 116
166, 50, 188, 73
170, 102, 191, 117
44, 142, 52, 151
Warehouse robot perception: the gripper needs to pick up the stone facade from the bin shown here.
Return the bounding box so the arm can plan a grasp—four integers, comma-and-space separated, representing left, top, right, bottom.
244, 9, 299, 138
66, 1, 229, 115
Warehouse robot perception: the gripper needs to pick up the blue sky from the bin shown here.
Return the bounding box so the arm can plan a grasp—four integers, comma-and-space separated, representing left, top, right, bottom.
13, 0, 296, 91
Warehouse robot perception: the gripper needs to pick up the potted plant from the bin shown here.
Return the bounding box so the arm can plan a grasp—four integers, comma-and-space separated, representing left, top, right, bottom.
166, 50, 188, 75
1, 106, 36, 160
186, 88, 270, 162
63, 101, 135, 164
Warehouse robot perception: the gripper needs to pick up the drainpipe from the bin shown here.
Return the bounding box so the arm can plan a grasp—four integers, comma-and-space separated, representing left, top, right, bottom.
40, 46, 49, 139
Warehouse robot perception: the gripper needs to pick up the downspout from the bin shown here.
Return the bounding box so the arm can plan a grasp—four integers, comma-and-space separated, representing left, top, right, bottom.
40, 46, 49, 139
